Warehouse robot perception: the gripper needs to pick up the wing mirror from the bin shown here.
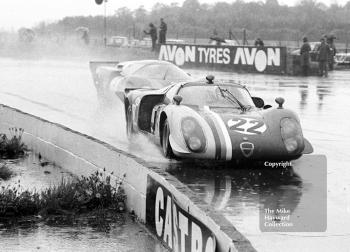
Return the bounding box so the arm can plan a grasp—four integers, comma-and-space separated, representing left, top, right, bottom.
252, 97, 264, 108
173, 95, 183, 105
275, 97, 285, 109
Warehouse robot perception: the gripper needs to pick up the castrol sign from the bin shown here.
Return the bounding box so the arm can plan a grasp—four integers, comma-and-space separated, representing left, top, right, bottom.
146, 176, 216, 252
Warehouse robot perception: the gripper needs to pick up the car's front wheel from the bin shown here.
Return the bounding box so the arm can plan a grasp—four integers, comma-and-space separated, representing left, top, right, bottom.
161, 119, 174, 158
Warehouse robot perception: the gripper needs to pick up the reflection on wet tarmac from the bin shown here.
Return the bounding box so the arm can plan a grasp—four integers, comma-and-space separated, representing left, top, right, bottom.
165, 161, 302, 220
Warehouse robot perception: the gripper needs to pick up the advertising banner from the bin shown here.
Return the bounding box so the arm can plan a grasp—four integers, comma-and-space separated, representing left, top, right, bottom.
146, 175, 216, 252
159, 44, 287, 74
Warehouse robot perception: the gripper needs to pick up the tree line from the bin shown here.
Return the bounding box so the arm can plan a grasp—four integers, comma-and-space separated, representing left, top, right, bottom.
33, 0, 350, 44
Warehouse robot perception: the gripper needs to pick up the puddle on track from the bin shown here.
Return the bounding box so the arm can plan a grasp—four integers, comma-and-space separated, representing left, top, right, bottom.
1, 152, 74, 191
0, 213, 167, 252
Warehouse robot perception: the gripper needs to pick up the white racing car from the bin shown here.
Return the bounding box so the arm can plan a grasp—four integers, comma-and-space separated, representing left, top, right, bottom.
89, 60, 192, 104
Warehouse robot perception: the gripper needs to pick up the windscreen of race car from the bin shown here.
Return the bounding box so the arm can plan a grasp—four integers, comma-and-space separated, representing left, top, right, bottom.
178, 85, 255, 108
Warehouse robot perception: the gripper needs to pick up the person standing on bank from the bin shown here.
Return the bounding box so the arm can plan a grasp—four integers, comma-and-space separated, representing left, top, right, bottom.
317, 37, 330, 77
144, 23, 157, 51
159, 18, 167, 44
254, 38, 264, 48
326, 35, 337, 71
300, 37, 311, 76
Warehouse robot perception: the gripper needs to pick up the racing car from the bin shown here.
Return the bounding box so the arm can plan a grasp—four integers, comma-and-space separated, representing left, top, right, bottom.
122, 75, 313, 161
335, 53, 350, 68
90, 60, 192, 104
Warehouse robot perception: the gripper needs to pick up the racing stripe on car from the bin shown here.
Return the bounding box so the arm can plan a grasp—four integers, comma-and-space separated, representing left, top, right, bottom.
204, 106, 226, 159
202, 112, 221, 159
203, 106, 226, 159
204, 106, 229, 160
205, 106, 233, 160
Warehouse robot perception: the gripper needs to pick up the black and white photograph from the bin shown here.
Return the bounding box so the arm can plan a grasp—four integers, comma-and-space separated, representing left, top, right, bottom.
0, 0, 349, 251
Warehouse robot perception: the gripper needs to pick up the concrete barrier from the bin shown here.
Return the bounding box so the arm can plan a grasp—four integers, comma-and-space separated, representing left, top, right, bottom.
0, 104, 256, 252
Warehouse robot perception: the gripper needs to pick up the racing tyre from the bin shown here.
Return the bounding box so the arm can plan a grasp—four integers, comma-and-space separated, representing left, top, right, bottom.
161, 119, 174, 158
126, 106, 135, 139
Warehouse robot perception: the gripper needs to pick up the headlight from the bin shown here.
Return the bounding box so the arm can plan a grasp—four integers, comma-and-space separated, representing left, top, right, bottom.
280, 118, 304, 153
181, 117, 206, 153
182, 118, 196, 137
284, 138, 298, 153
188, 137, 202, 151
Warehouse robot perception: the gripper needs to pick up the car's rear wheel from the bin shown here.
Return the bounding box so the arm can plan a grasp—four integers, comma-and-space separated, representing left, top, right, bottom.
161, 119, 174, 158
126, 106, 134, 139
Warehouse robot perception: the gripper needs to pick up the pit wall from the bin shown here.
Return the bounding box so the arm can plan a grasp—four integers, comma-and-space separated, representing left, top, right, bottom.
0, 104, 256, 252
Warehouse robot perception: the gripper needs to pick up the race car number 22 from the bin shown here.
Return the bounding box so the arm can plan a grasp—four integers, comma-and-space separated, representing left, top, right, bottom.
227, 118, 267, 135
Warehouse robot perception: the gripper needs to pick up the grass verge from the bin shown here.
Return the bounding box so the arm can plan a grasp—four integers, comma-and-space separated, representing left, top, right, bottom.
0, 164, 13, 180
0, 128, 28, 159
0, 170, 126, 218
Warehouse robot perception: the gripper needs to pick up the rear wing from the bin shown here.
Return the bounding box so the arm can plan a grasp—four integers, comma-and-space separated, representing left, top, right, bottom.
89, 61, 119, 85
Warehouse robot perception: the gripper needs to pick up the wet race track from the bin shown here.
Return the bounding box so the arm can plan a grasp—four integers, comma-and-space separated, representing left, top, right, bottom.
0, 58, 349, 251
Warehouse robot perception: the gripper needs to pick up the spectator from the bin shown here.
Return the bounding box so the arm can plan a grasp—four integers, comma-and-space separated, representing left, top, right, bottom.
82, 30, 90, 45
144, 23, 158, 51
317, 38, 330, 77
209, 29, 226, 46
326, 35, 337, 71
254, 38, 264, 48
159, 18, 167, 44
300, 37, 311, 76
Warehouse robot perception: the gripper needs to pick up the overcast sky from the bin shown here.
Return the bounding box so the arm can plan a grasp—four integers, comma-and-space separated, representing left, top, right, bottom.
0, 0, 347, 31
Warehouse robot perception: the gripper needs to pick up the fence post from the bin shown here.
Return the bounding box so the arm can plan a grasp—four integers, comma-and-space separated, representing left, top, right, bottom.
194, 28, 197, 44
243, 29, 246, 45
346, 31, 349, 54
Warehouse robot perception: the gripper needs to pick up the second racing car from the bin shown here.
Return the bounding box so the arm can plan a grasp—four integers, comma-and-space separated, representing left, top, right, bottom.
121, 75, 313, 161
90, 60, 192, 104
